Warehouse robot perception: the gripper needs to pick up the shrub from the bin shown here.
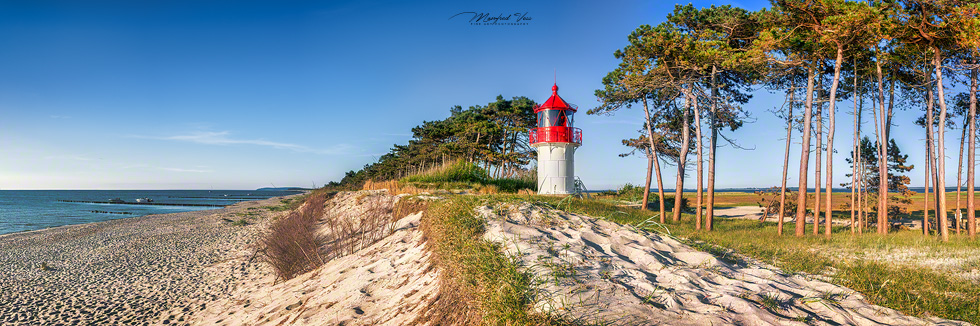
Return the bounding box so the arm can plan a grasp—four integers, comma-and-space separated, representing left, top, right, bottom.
402, 161, 489, 184
260, 192, 330, 281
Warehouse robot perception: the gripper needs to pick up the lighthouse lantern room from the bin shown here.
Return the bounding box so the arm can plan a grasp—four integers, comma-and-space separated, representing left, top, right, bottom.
530, 84, 582, 194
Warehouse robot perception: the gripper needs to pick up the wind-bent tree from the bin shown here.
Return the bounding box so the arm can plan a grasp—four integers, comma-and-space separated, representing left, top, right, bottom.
808, 0, 877, 236
953, 1, 980, 238
593, 24, 694, 222
767, 0, 824, 236
668, 4, 757, 231
898, 0, 958, 241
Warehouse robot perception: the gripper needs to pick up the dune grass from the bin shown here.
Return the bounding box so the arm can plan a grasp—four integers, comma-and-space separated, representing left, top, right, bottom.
392, 161, 536, 194
418, 196, 570, 326
479, 194, 980, 324
260, 192, 331, 281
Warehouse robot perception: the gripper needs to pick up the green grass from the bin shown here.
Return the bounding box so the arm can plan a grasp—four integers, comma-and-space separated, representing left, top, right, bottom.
420, 196, 570, 325
403, 161, 490, 184
480, 194, 980, 324
400, 161, 535, 194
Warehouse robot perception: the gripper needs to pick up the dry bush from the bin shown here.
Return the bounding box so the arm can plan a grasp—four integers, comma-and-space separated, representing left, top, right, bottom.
261, 191, 432, 281
320, 193, 424, 259
393, 198, 429, 221
362, 179, 426, 195
260, 192, 331, 281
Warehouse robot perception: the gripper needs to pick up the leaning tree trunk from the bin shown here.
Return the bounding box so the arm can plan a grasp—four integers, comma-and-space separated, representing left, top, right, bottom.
814, 77, 824, 235
674, 88, 692, 222
706, 65, 719, 231
641, 99, 654, 212
796, 66, 816, 237
642, 148, 653, 211
875, 55, 889, 234
934, 48, 950, 242
641, 98, 668, 223
655, 149, 667, 224
779, 79, 795, 236
825, 47, 843, 236
693, 91, 704, 230
968, 60, 977, 238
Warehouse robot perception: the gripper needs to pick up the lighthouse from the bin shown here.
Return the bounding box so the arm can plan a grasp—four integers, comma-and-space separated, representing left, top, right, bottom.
530, 84, 582, 194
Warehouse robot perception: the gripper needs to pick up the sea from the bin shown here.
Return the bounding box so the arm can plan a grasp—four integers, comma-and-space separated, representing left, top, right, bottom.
0, 190, 302, 235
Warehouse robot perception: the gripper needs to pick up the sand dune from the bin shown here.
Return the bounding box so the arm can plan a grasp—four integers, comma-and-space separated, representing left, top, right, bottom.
480, 203, 969, 326
180, 191, 438, 326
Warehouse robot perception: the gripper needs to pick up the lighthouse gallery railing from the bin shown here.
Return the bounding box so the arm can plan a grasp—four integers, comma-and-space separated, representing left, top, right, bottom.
529, 127, 582, 145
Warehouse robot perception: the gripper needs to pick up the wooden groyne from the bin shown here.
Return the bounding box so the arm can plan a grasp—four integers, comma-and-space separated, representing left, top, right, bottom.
59, 200, 227, 208
90, 210, 135, 215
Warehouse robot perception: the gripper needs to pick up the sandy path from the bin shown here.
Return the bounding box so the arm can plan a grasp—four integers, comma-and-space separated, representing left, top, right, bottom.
0, 195, 295, 326
480, 203, 970, 326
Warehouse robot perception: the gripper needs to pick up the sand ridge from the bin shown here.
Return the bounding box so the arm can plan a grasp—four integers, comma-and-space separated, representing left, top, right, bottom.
180, 191, 439, 326
480, 202, 970, 326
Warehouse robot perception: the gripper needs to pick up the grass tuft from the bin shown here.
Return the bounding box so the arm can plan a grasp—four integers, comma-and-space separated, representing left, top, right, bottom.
260, 192, 330, 281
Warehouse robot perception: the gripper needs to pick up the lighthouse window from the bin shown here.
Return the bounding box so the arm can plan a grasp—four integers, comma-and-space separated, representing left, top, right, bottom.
540, 110, 561, 127
539, 110, 575, 128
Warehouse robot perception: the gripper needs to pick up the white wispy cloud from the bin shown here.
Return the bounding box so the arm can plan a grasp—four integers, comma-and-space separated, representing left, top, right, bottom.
148, 131, 352, 155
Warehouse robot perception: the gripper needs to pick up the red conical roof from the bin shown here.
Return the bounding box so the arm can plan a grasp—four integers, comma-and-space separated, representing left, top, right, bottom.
535, 84, 577, 113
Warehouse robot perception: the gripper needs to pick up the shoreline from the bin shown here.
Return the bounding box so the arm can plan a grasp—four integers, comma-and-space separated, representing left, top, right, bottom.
0, 194, 301, 325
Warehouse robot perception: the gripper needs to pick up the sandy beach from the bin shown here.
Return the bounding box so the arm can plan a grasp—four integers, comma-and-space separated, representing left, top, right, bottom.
0, 195, 296, 326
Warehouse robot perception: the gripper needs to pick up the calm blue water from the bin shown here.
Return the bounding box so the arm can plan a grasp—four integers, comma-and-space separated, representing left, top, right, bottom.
0, 190, 301, 235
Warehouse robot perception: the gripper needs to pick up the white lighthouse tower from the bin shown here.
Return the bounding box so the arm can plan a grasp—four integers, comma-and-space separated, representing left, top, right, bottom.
530, 84, 582, 194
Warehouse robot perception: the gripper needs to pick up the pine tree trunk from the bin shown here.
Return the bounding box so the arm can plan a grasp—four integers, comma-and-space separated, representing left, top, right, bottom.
934, 48, 949, 242
674, 88, 692, 222
796, 67, 816, 237
655, 150, 667, 224
694, 91, 704, 230
779, 79, 795, 236
957, 119, 966, 235
968, 61, 977, 238
852, 64, 860, 234
642, 98, 667, 223
825, 48, 842, 236
857, 65, 865, 235
706, 65, 719, 231
875, 55, 889, 234
926, 69, 937, 235
925, 134, 931, 235
814, 76, 824, 235
643, 148, 653, 211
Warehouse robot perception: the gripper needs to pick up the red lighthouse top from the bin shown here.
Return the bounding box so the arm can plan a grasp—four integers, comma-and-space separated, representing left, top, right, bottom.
529, 83, 582, 146
534, 84, 578, 113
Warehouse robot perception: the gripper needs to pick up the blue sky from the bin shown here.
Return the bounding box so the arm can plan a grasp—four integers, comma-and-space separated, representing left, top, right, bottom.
0, 0, 972, 190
